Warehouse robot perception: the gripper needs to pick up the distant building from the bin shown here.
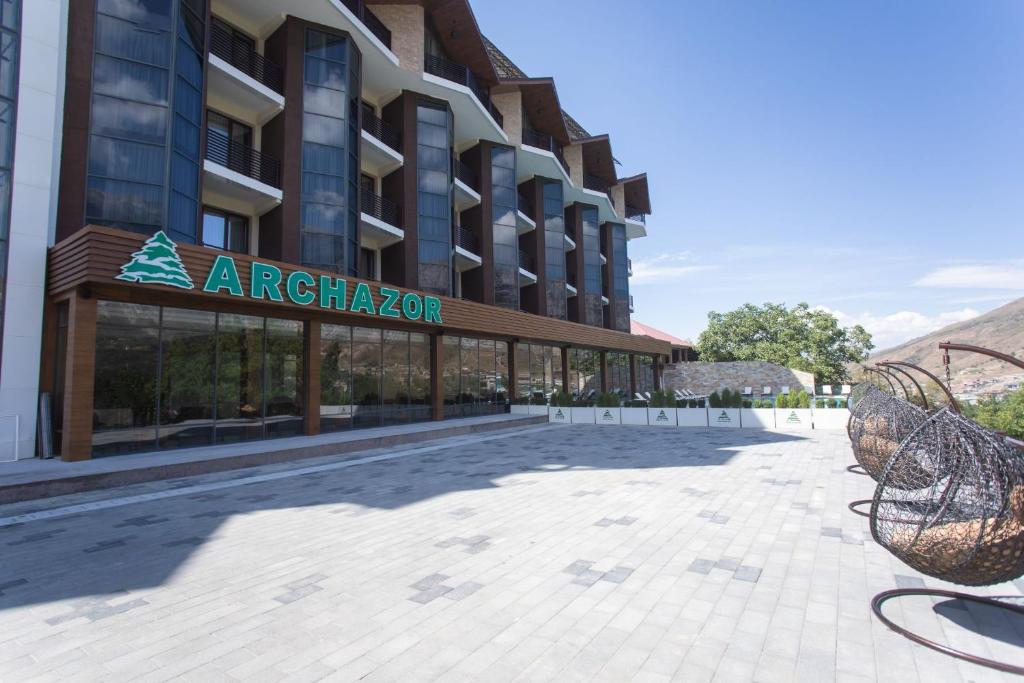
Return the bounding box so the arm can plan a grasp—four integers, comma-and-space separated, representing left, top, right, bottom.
631, 320, 694, 363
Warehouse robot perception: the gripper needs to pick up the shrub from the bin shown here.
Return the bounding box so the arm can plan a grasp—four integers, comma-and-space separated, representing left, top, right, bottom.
797, 390, 810, 409
596, 392, 621, 408
816, 399, 826, 409
777, 393, 788, 409
733, 391, 744, 408
708, 390, 721, 408
648, 390, 675, 407
720, 389, 732, 409
623, 399, 647, 408
550, 391, 573, 407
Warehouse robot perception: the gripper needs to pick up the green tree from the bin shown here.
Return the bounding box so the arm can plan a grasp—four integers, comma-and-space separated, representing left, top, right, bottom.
695, 302, 873, 384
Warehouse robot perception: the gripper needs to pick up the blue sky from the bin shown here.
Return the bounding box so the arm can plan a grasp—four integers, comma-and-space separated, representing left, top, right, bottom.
474, 1, 1024, 350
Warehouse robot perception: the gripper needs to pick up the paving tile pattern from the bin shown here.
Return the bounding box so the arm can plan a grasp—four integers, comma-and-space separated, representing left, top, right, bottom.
0, 425, 1022, 681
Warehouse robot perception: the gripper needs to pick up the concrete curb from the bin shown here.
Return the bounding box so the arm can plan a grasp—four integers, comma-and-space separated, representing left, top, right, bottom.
0, 415, 548, 505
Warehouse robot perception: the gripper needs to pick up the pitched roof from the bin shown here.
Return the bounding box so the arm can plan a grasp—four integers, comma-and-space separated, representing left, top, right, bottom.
631, 319, 692, 347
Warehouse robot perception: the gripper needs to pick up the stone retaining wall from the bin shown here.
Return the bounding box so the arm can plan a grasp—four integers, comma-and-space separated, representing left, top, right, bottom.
663, 361, 815, 396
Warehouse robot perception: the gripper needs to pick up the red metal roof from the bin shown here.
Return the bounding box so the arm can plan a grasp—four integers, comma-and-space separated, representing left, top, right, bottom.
631, 319, 692, 347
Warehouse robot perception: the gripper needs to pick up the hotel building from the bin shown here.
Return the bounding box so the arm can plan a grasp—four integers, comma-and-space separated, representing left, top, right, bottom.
0, 0, 668, 462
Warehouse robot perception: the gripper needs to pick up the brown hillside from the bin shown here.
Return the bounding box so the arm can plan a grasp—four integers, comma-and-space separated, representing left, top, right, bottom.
868, 297, 1024, 393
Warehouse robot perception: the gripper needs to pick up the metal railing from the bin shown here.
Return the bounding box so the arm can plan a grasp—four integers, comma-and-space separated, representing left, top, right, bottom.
583, 173, 611, 196
627, 258, 632, 276
518, 250, 536, 273
340, 0, 392, 48
453, 155, 478, 191
205, 131, 281, 189
625, 206, 647, 224
629, 295, 635, 312
567, 272, 577, 288
522, 127, 569, 176
424, 53, 504, 128
210, 21, 284, 94
452, 225, 480, 254
360, 186, 400, 227
361, 108, 401, 152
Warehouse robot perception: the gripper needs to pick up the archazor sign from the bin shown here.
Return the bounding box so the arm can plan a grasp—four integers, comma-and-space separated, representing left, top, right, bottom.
116, 231, 443, 324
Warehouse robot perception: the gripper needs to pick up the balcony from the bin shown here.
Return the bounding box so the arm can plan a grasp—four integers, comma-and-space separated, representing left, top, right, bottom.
566, 272, 577, 297
203, 131, 282, 209
453, 155, 481, 211
452, 225, 482, 271
627, 258, 633, 276
624, 205, 648, 240
360, 109, 403, 175
339, 0, 391, 48
629, 295, 635, 313
583, 174, 611, 197
360, 187, 403, 249
207, 24, 284, 122
522, 128, 569, 178
424, 54, 504, 129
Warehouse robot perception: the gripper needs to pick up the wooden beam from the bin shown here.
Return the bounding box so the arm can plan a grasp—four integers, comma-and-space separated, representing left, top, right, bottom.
61, 292, 97, 461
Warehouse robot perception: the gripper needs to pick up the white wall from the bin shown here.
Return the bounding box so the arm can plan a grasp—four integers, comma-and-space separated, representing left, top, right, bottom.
0, 0, 68, 459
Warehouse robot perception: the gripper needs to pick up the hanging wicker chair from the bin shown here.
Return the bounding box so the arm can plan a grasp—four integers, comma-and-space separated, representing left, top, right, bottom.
870, 408, 1024, 587
846, 382, 883, 439
848, 389, 933, 486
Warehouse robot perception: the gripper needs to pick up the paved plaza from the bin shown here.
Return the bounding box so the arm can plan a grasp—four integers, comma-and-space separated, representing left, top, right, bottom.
1, 424, 1022, 682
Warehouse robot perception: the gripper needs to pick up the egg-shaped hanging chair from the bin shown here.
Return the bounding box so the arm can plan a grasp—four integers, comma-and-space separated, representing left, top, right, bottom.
848, 389, 932, 487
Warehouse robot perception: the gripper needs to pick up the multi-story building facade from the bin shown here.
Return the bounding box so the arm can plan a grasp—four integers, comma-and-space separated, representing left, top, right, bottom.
3, 0, 665, 462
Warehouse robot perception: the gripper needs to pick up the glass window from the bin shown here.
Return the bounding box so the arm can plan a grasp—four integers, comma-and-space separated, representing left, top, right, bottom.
301, 29, 360, 274
159, 307, 215, 449
416, 102, 452, 295
215, 313, 264, 444
87, 0, 206, 240
495, 341, 509, 406
491, 146, 518, 309
93, 302, 160, 456
409, 333, 431, 423
460, 336, 479, 413
479, 339, 496, 408
0, 0, 18, 370
202, 207, 249, 253
442, 335, 461, 418
265, 318, 304, 438
351, 326, 382, 428
382, 330, 410, 426
320, 323, 352, 433
543, 181, 567, 320
581, 206, 602, 326
515, 342, 530, 399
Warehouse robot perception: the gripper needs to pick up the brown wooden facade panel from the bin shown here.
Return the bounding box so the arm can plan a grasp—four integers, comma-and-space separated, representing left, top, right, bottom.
48, 226, 670, 356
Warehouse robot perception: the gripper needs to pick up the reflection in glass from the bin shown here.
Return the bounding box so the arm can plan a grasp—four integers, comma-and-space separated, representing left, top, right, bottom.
215, 313, 264, 444
491, 146, 518, 309
93, 302, 160, 456
320, 323, 352, 432
443, 335, 461, 418
460, 336, 478, 414
382, 330, 410, 426
265, 318, 304, 438
416, 102, 452, 295
352, 326, 381, 427
159, 307, 214, 449
409, 333, 431, 422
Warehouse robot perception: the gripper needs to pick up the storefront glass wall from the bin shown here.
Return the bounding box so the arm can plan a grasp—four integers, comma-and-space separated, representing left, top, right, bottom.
514, 343, 561, 401
542, 181, 567, 320
607, 351, 630, 397
319, 324, 431, 432
443, 336, 508, 417
636, 356, 655, 394
93, 301, 303, 456
568, 348, 602, 400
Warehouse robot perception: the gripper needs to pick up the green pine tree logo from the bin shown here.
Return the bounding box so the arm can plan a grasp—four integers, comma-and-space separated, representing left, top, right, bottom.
116, 231, 194, 290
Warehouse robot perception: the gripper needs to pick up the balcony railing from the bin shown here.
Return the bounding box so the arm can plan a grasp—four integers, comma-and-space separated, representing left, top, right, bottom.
629, 294, 635, 312
625, 206, 647, 224
567, 272, 577, 288
522, 127, 569, 177
583, 173, 611, 196
627, 258, 633, 276
340, 0, 392, 48
518, 250, 536, 273
205, 131, 281, 189
424, 53, 504, 128
453, 155, 478, 191
452, 225, 480, 254
360, 187, 401, 228
210, 21, 283, 95
361, 108, 401, 152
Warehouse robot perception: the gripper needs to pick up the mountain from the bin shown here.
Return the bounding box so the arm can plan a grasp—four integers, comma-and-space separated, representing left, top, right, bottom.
869, 297, 1024, 395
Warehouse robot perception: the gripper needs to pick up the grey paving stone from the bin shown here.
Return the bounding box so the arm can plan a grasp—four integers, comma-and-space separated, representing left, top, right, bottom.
115, 515, 169, 528
821, 527, 843, 538
409, 584, 453, 604
602, 567, 635, 584
734, 566, 762, 583
714, 557, 741, 571
894, 575, 926, 589
0, 578, 28, 595
443, 582, 484, 600
410, 573, 450, 591
82, 536, 136, 553
688, 559, 716, 575
572, 570, 606, 587
564, 560, 595, 576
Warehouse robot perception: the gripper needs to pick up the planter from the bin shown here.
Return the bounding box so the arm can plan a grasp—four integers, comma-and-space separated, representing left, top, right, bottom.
548, 406, 570, 423
647, 407, 677, 426
740, 408, 775, 429
676, 408, 709, 427
709, 408, 740, 428
777, 409, 813, 429
528, 404, 549, 416
570, 407, 596, 424
813, 408, 849, 430
621, 407, 649, 425
510, 404, 530, 415
596, 407, 621, 425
